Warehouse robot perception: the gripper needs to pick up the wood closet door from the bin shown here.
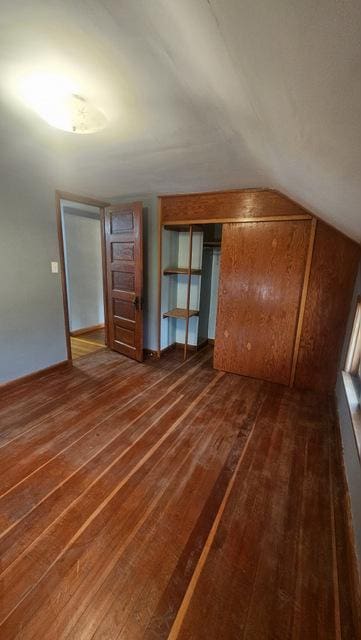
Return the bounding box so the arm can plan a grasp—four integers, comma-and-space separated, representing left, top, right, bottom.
104, 202, 143, 361
214, 220, 311, 385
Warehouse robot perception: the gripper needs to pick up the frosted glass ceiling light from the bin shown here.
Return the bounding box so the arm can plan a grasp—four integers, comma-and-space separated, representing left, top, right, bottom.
19, 73, 107, 134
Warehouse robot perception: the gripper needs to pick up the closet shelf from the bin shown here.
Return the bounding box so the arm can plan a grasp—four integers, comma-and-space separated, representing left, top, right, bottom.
203, 241, 221, 247
163, 267, 202, 276
164, 224, 204, 232
163, 308, 199, 319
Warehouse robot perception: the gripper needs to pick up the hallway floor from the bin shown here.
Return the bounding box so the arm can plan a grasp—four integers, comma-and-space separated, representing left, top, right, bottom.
70, 328, 106, 359
0, 347, 359, 639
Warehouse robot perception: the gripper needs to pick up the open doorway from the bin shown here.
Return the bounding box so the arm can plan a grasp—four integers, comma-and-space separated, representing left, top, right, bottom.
56, 191, 110, 361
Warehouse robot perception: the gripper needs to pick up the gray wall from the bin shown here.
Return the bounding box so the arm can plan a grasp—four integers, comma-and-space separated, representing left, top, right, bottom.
0, 172, 67, 384
62, 209, 104, 332
0, 190, 159, 386
336, 261, 361, 566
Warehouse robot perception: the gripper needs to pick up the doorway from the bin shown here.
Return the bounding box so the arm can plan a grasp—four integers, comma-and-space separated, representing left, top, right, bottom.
56, 191, 110, 362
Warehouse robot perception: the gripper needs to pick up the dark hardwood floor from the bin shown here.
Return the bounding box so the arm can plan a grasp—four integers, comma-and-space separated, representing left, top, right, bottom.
0, 347, 359, 639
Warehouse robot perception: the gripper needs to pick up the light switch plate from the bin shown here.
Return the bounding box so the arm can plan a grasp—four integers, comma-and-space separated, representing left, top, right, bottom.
51, 261, 59, 274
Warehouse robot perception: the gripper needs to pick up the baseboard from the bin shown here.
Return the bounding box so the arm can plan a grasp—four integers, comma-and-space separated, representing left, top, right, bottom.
160, 343, 177, 355
70, 324, 105, 336
159, 341, 208, 354
0, 360, 71, 392
175, 342, 198, 352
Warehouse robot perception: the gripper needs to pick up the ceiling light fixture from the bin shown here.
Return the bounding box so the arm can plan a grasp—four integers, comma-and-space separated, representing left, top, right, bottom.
19, 72, 107, 134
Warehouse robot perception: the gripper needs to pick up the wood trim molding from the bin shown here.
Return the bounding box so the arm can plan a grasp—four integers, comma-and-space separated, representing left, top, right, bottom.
0, 360, 70, 393
70, 324, 105, 336
289, 218, 317, 387
162, 213, 312, 227
99, 208, 109, 347
55, 191, 110, 361
159, 187, 270, 199
162, 215, 312, 226
158, 342, 206, 356
161, 343, 177, 355
56, 190, 110, 209
56, 192, 72, 362
157, 197, 163, 357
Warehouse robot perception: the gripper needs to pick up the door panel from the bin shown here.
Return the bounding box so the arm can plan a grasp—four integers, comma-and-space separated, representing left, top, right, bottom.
214, 220, 311, 385
104, 203, 143, 361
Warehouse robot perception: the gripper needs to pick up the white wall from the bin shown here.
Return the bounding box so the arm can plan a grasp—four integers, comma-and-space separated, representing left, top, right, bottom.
62, 207, 104, 332
336, 261, 361, 568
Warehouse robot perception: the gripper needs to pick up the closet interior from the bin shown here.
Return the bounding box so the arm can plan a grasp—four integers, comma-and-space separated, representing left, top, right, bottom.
160, 223, 222, 359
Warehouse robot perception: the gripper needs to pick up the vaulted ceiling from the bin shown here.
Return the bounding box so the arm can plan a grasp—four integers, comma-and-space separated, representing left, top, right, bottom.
0, 0, 360, 240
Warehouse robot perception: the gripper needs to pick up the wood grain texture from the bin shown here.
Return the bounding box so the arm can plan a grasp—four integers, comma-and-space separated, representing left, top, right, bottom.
294, 221, 360, 393
70, 324, 105, 337
55, 191, 72, 362
70, 330, 106, 359
104, 202, 144, 361
72, 328, 105, 344
0, 347, 359, 639
163, 308, 199, 319
289, 217, 317, 386
160, 189, 310, 223
55, 191, 110, 362
0, 361, 69, 391
214, 220, 311, 385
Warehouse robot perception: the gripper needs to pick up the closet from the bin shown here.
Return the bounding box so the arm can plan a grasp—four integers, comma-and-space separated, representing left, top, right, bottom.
157, 189, 360, 393
159, 223, 221, 360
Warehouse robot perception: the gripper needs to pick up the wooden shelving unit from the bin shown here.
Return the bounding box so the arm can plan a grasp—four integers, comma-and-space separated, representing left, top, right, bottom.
160, 223, 197, 360
163, 308, 199, 319
163, 267, 202, 276
164, 224, 204, 232
159, 218, 222, 361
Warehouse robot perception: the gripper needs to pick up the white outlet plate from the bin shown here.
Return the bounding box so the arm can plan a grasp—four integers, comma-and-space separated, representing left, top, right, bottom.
51, 261, 59, 274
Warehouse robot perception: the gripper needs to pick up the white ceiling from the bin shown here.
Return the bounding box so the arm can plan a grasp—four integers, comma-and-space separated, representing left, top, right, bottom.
0, 0, 360, 240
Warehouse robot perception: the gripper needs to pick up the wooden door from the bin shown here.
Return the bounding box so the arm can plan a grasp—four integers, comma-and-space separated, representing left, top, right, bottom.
104, 202, 143, 361
214, 220, 311, 385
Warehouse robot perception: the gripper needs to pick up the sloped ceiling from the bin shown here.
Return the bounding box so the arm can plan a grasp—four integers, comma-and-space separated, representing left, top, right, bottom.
0, 0, 360, 240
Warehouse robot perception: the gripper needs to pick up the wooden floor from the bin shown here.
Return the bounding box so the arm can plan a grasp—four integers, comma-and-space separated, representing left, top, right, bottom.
0, 347, 359, 639
70, 328, 106, 359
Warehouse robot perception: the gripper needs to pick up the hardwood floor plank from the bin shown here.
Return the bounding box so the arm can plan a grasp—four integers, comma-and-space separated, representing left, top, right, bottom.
0, 353, 136, 444
0, 349, 117, 409
172, 390, 344, 640
4, 373, 252, 639
0, 352, 211, 494
0, 355, 214, 568
0, 348, 358, 640
70, 335, 106, 360
0, 363, 222, 628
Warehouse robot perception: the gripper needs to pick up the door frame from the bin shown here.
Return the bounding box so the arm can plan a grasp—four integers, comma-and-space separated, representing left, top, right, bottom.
55, 190, 111, 362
